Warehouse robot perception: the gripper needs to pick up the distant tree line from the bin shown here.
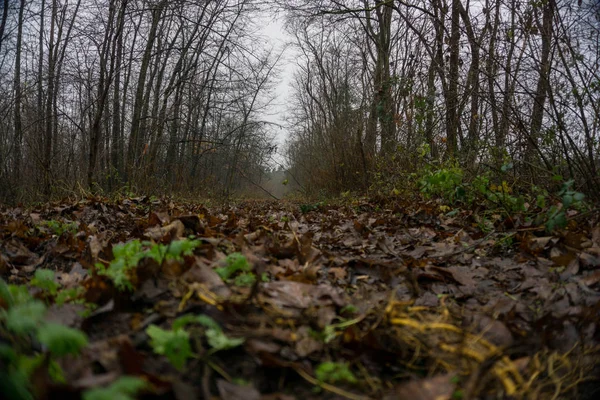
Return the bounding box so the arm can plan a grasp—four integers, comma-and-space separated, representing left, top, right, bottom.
281, 0, 600, 195
0, 0, 277, 202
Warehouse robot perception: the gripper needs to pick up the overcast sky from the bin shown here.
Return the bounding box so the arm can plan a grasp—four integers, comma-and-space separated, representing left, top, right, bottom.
258, 15, 297, 166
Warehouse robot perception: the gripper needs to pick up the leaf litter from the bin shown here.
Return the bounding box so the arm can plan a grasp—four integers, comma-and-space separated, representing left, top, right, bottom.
0, 196, 599, 399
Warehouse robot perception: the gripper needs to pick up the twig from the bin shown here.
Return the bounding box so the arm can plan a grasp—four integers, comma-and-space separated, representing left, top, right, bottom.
235, 166, 280, 200
293, 366, 372, 400
437, 230, 498, 258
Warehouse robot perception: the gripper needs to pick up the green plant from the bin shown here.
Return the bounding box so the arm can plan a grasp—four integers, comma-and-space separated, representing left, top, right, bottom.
234, 272, 256, 287
311, 316, 363, 344
96, 240, 146, 291
314, 361, 357, 385
544, 180, 585, 232
172, 314, 244, 352
29, 269, 87, 307
82, 376, 147, 400
0, 279, 89, 399
146, 325, 192, 370
145, 314, 244, 370
55, 287, 85, 306
36, 323, 88, 357
418, 165, 464, 203
215, 253, 251, 280
300, 202, 323, 213
340, 304, 357, 315
146, 238, 201, 263
96, 239, 201, 291
41, 220, 78, 236
30, 269, 60, 295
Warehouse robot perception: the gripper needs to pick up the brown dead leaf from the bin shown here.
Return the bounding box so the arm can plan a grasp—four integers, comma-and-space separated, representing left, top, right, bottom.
579, 251, 600, 269
328, 267, 347, 280
144, 219, 185, 241
259, 281, 345, 311
383, 374, 456, 400
217, 380, 260, 400
181, 257, 231, 298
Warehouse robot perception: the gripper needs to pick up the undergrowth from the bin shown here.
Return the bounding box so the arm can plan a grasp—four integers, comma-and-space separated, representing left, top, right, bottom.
367, 153, 589, 233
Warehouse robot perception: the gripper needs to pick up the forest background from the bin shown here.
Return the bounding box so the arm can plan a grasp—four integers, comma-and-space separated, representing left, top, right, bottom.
0, 0, 599, 205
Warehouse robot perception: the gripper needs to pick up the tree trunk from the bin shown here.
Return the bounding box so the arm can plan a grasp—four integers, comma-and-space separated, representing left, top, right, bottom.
127, 1, 164, 178
445, 0, 460, 158
13, 0, 26, 192
527, 0, 554, 162
0, 0, 9, 55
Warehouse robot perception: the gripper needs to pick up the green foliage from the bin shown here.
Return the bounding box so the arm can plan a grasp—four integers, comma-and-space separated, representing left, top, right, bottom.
311, 316, 363, 344
30, 269, 60, 295
215, 253, 251, 280
0, 279, 89, 400
340, 304, 358, 315
164, 239, 200, 261
4, 301, 47, 335
172, 314, 244, 351
146, 325, 192, 370
96, 240, 145, 291
36, 323, 88, 357
55, 287, 85, 306
30, 269, 86, 307
82, 376, 147, 400
42, 220, 78, 236
314, 362, 357, 385
419, 165, 464, 203
97, 238, 201, 291
0, 344, 34, 400
172, 314, 221, 332
234, 272, 256, 287
6, 284, 38, 306
214, 253, 258, 287
204, 326, 245, 351
146, 314, 244, 370
545, 180, 585, 232
300, 202, 323, 213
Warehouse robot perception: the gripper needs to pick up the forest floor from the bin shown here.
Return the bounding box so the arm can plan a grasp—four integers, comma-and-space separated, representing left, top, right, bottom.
1, 196, 599, 399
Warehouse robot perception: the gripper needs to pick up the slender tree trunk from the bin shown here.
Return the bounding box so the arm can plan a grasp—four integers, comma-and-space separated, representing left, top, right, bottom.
13, 0, 26, 193
110, 1, 126, 187
127, 1, 164, 178
486, 0, 501, 166
43, 0, 58, 198
0, 0, 9, 55
88, 0, 121, 189
378, 4, 395, 155
425, 58, 438, 159
445, 0, 460, 158
527, 0, 554, 162
457, 1, 480, 167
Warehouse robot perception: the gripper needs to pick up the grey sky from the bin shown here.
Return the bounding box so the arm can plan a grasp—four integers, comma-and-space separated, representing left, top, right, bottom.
258, 15, 297, 166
